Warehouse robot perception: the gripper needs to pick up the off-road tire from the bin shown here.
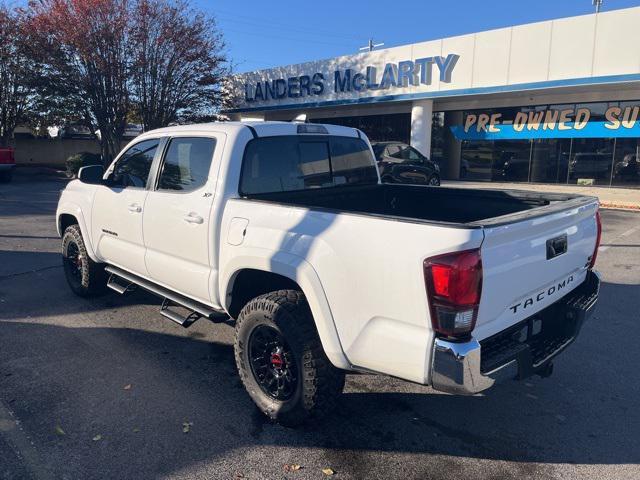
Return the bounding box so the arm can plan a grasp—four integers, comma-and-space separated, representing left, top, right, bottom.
61, 224, 106, 297
234, 290, 345, 427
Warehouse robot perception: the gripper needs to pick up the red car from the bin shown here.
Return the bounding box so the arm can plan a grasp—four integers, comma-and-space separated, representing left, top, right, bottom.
0, 147, 15, 182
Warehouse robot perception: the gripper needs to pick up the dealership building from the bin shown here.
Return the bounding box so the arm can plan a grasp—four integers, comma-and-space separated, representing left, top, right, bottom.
226, 7, 640, 188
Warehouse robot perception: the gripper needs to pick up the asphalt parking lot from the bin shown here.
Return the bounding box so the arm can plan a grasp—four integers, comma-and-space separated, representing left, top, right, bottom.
1, 175, 639, 480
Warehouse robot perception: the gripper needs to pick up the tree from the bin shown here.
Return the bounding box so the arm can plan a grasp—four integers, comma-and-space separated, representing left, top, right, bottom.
0, 6, 36, 146
28, 0, 133, 163
130, 0, 229, 129
27, 0, 229, 163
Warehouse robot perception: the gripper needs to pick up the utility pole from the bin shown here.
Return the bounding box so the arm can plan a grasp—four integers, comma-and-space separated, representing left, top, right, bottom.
359, 38, 384, 52
593, 0, 603, 13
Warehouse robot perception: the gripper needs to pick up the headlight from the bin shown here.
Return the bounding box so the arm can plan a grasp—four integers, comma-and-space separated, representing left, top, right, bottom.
434, 163, 440, 171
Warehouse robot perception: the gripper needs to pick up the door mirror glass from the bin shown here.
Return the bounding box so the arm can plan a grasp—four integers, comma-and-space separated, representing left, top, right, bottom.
78, 165, 104, 184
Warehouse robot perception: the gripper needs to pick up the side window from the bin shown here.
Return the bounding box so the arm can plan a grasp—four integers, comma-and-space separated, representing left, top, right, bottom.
386, 145, 402, 159
112, 139, 160, 188
402, 146, 424, 162
158, 137, 216, 192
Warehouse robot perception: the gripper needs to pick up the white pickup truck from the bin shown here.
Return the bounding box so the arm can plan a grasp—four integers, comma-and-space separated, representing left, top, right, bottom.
56, 121, 601, 426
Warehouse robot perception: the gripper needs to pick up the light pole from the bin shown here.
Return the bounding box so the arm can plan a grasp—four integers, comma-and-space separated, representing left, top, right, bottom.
593, 0, 603, 13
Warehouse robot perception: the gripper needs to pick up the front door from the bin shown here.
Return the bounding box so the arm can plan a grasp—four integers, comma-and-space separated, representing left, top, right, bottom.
142, 136, 219, 303
91, 138, 162, 276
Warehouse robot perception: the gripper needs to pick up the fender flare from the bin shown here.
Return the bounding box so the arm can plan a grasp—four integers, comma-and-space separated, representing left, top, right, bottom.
56, 203, 100, 262
221, 249, 351, 370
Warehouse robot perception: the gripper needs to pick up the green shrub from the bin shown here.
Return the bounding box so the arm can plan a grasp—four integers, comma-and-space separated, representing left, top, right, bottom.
66, 152, 102, 176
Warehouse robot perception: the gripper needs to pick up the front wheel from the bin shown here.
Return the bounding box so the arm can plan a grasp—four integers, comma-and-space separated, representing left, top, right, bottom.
234, 290, 345, 426
61, 224, 106, 297
428, 174, 441, 186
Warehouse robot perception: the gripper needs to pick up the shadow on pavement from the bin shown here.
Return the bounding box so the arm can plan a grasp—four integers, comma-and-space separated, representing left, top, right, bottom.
0, 278, 638, 479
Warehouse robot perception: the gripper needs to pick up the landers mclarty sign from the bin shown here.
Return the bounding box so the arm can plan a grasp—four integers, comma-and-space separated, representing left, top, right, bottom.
243, 54, 459, 103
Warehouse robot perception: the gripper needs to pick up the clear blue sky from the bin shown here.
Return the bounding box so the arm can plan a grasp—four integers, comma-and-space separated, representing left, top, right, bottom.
195, 0, 640, 73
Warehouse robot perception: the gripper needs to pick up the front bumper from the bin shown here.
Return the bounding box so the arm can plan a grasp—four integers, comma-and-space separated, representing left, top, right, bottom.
431, 270, 600, 395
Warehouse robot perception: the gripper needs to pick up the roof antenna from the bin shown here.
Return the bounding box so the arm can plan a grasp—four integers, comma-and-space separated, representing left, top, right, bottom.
359, 38, 384, 52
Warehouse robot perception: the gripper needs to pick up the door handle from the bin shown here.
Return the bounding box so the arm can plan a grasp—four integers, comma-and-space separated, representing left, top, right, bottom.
128, 203, 142, 213
183, 213, 204, 224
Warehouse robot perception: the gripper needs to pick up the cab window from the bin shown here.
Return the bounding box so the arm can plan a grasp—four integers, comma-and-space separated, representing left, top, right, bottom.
111, 139, 160, 188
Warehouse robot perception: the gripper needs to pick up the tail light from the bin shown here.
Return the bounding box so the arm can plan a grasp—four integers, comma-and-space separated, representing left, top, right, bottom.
424, 249, 483, 338
588, 210, 602, 269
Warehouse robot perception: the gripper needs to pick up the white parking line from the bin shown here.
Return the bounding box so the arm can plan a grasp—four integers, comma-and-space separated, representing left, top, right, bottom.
599, 225, 640, 253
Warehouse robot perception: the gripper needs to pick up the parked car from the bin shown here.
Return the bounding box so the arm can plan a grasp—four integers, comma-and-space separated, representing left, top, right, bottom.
57, 122, 601, 426
59, 124, 96, 139
613, 153, 640, 182
569, 153, 612, 179
0, 147, 15, 182
123, 123, 143, 138
371, 141, 440, 185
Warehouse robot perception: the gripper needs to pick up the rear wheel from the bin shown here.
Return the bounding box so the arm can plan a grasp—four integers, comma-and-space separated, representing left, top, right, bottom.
234, 290, 345, 426
62, 224, 106, 297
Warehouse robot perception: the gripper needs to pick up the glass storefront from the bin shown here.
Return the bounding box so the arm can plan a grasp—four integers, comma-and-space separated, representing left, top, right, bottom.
312, 113, 411, 144
457, 101, 640, 188
312, 100, 640, 188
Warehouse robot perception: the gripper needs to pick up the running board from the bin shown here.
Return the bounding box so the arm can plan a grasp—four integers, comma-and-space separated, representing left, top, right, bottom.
160, 298, 201, 328
107, 273, 136, 294
104, 265, 226, 326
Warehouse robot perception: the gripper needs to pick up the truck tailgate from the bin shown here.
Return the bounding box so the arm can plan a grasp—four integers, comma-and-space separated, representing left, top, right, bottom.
475, 198, 599, 340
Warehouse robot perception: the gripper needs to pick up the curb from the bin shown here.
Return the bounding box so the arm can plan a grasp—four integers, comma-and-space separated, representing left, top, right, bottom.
600, 202, 640, 211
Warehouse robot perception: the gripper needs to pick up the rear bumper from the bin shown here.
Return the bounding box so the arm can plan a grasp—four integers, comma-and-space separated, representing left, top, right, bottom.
430, 270, 600, 395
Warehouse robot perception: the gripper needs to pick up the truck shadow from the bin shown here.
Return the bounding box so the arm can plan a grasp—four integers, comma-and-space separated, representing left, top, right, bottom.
0, 280, 637, 479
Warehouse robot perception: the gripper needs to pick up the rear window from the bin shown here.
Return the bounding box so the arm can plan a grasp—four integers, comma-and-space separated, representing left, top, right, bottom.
240, 135, 377, 195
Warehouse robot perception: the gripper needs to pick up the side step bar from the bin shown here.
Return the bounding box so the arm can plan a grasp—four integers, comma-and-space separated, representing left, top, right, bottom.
105, 265, 227, 327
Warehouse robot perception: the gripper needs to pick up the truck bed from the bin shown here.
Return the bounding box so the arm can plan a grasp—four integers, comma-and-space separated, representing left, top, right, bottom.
243, 183, 593, 226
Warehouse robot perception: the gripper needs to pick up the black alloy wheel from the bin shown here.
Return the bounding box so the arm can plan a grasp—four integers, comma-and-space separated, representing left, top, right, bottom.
248, 325, 298, 401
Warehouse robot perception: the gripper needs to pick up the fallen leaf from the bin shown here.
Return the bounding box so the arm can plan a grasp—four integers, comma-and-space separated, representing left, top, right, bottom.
123, 384, 132, 390
55, 425, 65, 436
92, 434, 102, 441
283, 464, 302, 472
133, 428, 140, 433
322, 468, 335, 476
234, 473, 245, 479
182, 421, 193, 433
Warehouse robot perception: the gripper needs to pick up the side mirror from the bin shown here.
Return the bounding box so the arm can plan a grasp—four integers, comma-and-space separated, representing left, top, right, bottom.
78, 165, 104, 184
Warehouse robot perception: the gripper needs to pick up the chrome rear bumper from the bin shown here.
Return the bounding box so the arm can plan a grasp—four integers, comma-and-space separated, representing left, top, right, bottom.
431, 270, 600, 395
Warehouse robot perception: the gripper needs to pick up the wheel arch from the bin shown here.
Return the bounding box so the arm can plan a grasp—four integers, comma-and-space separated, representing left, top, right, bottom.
56, 205, 99, 262
221, 252, 350, 370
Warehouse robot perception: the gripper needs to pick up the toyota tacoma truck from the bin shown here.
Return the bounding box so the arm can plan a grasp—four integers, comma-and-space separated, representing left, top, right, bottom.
56, 122, 601, 426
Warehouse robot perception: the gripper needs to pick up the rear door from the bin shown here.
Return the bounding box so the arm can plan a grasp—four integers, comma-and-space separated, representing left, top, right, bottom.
142, 135, 221, 303
475, 201, 599, 340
